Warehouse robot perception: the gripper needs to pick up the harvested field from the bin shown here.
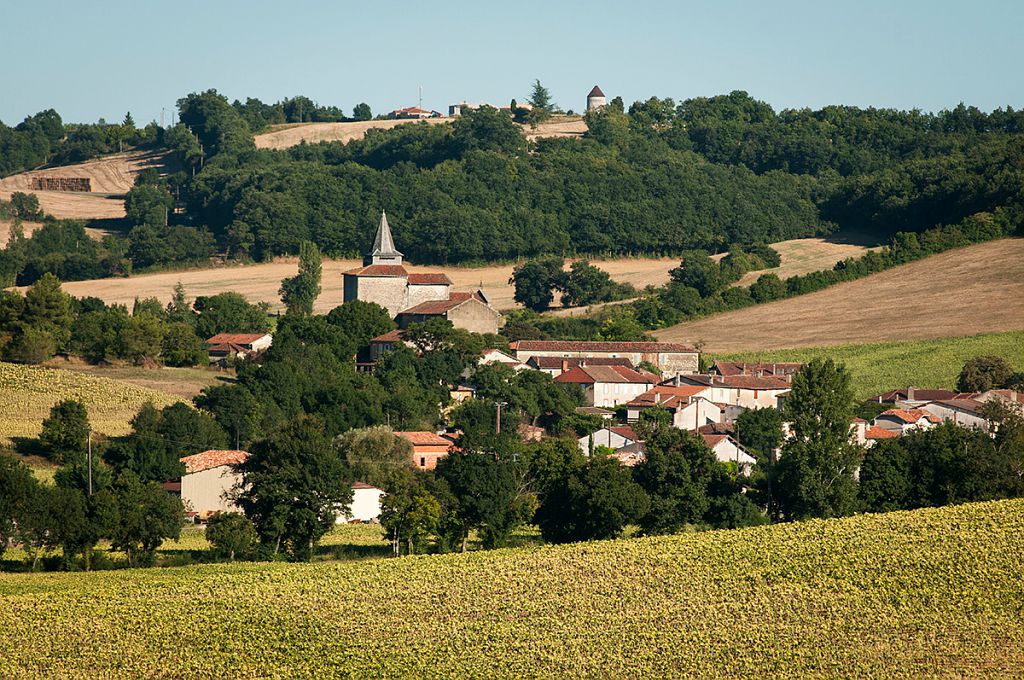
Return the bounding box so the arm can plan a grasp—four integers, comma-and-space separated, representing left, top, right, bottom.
0, 219, 109, 246
656, 238, 1024, 352
0, 150, 176, 221
41, 358, 227, 399
44, 256, 679, 314
735, 236, 878, 286
254, 116, 589, 150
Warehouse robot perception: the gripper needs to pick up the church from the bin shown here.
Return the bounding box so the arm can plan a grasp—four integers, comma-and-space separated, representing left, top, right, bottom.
343, 212, 503, 335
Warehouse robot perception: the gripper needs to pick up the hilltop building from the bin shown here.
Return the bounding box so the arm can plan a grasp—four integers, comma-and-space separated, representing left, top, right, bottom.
343, 212, 502, 334
587, 85, 606, 112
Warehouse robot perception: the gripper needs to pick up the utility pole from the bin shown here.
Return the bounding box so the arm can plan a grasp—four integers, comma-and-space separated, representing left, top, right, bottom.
87, 431, 93, 497
495, 401, 502, 434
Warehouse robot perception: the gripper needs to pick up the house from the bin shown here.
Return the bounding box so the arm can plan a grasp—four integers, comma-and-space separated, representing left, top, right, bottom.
578, 425, 641, 457
710, 361, 802, 380
624, 385, 722, 431
701, 434, 756, 473
368, 329, 404, 361
449, 384, 476, 404
609, 443, 646, 467
338, 482, 385, 523
865, 425, 899, 446
920, 399, 991, 430
176, 449, 249, 519
395, 431, 455, 470
872, 408, 942, 434
866, 387, 959, 408
527, 356, 637, 377
343, 212, 502, 333
508, 340, 699, 378
670, 374, 792, 409
478, 348, 526, 370
575, 405, 615, 420
554, 364, 657, 408
387, 106, 439, 119
206, 333, 272, 362
396, 291, 503, 335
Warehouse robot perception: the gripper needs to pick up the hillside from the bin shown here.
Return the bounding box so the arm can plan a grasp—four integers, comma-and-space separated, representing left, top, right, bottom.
1, 499, 1022, 676
0, 149, 174, 221
714, 330, 1024, 399
0, 362, 185, 445
656, 238, 1024, 352
253, 116, 588, 150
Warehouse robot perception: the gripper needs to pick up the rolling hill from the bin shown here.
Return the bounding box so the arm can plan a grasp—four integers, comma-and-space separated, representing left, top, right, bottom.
0, 499, 1021, 676
656, 238, 1024, 352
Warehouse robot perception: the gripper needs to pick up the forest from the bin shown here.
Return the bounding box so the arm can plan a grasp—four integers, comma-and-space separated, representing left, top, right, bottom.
2, 89, 1022, 281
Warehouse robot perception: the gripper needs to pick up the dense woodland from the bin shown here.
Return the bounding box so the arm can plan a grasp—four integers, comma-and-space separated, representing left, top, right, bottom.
2, 89, 1023, 287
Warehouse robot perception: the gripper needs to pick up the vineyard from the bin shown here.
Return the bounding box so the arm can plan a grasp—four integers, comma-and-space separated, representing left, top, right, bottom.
1, 499, 1022, 676
713, 330, 1024, 399
0, 362, 184, 445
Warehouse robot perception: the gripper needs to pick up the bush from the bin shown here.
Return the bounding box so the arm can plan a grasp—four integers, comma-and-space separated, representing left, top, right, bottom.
206, 513, 258, 561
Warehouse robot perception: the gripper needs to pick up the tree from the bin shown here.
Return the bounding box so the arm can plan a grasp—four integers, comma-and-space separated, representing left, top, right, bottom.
326, 299, 395, 351
39, 399, 90, 464
21, 272, 73, 350
279, 240, 322, 316
338, 426, 415, 491
0, 456, 38, 555
749, 273, 786, 303
161, 322, 206, 366
632, 422, 716, 534
560, 260, 618, 307
669, 250, 723, 298
735, 406, 784, 518
435, 450, 531, 549
509, 257, 564, 311
451, 106, 527, 156
235, 417, 353, 560
526, 80, 554, 126
9, 192, 43, 220
206, 512, 258, 561
193, 292, 271, 339
380, 483, 442, 555
124, 185, 173, 227
957, 355, 1014, 392
195, 384, 262, 450
165, 282, 196, 325
352, 103, 372, 121
109, 470, 184, 567
774, 359, 861, 520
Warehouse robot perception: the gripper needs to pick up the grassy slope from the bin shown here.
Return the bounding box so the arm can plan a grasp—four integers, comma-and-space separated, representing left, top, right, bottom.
0, 361, 185, 445
1, 499, 1022, 677
714, 330, 1024, 399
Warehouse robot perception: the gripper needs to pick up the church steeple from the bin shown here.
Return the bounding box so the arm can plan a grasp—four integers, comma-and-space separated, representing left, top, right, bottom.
366, 210, 403, 265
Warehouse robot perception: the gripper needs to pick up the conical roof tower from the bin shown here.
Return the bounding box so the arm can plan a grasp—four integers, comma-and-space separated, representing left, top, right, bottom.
366, 210, 404, 265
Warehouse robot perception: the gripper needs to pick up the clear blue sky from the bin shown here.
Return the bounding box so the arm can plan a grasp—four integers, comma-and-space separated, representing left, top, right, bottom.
2, 0, 1022, 125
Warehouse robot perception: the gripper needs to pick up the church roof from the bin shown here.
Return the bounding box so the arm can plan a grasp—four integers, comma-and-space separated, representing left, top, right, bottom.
343, 264, 409, 277
588, 85, 605, 97
370, 210, 403, 260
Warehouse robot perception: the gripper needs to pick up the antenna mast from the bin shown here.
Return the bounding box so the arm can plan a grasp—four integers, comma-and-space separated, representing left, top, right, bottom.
419, 85, 423, 110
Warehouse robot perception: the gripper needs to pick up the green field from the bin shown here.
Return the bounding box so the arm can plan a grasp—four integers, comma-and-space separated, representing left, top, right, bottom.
1, 499, 1022, 677
715, 330, 1024, 399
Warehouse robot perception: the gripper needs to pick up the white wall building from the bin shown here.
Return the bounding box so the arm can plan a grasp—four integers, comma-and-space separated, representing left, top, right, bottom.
339, 483, 385, 523
178, 450, 249, 518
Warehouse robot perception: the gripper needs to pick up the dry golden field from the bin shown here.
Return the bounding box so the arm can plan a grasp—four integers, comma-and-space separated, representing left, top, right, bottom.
735, 236, 879, 285
0, 150, 174, 221
253, 116, 589, 150
656, 238, 1024, 352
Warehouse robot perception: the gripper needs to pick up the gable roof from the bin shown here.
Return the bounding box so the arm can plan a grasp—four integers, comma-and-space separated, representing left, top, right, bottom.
701, 433, 729, 447
528, 356, 636, 370
679, 374, 792, 390
868, 388, 959, 403
407, 273, 452, 285
627, 385, 711, 409
509, 340, 697, 353
343, 264, 409, 277
607, 425, 639, 441
370, 329, 403, 343
398, 292, 487, 316
554, 364, 656, 385
206, 333, 269, 346
878, 408, 942, 424
181, 449, 249, 475
866, 425, 899, 440
712, 360, 803, 377
588, 85, 605, 97
394, 431, 453, 447
928, 398, 988, 415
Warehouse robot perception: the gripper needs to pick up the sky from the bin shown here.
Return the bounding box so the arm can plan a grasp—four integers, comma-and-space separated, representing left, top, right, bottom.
2, 0, 1022, 125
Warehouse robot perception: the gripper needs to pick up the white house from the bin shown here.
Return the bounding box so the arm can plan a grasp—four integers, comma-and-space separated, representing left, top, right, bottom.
920, 399, 991, 430
206, 333, 273, 362
624, 385, 722, 432
671, 374, 792, 409
177, 449, 249, 519
338, 482, 385, 523
701, 434, 756, 474
478, 348, 527, 371
579, 425, 640, 457
872, 408, 942, 435
555, 364, 657, 408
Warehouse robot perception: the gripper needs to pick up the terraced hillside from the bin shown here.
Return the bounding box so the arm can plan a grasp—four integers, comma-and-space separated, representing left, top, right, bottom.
0, 499, 1021, 676
657, 238, 1024, 352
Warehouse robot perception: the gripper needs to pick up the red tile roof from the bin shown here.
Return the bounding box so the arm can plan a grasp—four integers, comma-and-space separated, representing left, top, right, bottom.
394, 431, 454, 447
206, 333, 269, 346
712, 360, 802, 377
878, 409, 942, 424
370, 329, 403, 343
554, 364, 656, 385
866, 425, 899, 440
627, 385, 711, 409
398, 292, 485, 316
343, 264, 409, 277
352, 481, 382, 490
510, 340, 697, 353
701, 433, 729, 447
680, 374, 792, 390
181, 449, 249, 474
697, 422, 734, 436
528, 356, 636, 370
607, 425, 639, 441
407, 273, 452, 285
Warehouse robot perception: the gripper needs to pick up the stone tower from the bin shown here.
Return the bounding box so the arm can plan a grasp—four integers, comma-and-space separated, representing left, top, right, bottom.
586, 85, 606, 112
365, 210, 403, 266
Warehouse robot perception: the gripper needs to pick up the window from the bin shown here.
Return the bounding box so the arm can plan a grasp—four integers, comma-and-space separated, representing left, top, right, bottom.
420, 457, 426, 467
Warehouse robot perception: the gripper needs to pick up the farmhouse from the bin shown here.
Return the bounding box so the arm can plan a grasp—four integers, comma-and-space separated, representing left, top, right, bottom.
624, 385, 722, 431
554, 364, 657, 408
387, 106, 438, 119
578, 425, 641, 457
395, 431, 456, 470
175, 449, 249, 518
872, 408, 942, 435
508, 340, 699, 377
343, 212, 501, 333
206, 333, 272, 362
700, 434, 756, 472
920, 399, 990, 429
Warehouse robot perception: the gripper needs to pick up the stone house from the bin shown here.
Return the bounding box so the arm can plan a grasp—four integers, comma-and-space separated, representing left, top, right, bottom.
508, 340, 699, 378
395, 431, 456, 470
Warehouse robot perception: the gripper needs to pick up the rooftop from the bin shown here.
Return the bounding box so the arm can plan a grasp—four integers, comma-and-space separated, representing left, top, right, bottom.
554, 364, 657, 385
370, 329, 403, 343
528, 356, 636, 370
394, 431, 454, 447
399, 292, 482, 316
407, 273, 452, 285
588, 85, 605, 97
181, 449, 249, 475
206, 333, 269, 346
343, 264, 409, 277
878, 408, 942, 424
866, 425, 900, 440
510, 340, 697, 353
627, 385, 711, 409
678, 374, 793, 390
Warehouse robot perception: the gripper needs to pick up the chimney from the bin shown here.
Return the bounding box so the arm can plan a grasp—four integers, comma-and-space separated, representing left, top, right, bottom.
654, 392, 662, 404
561, 359, 569, 372
907, 387, 915, 402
